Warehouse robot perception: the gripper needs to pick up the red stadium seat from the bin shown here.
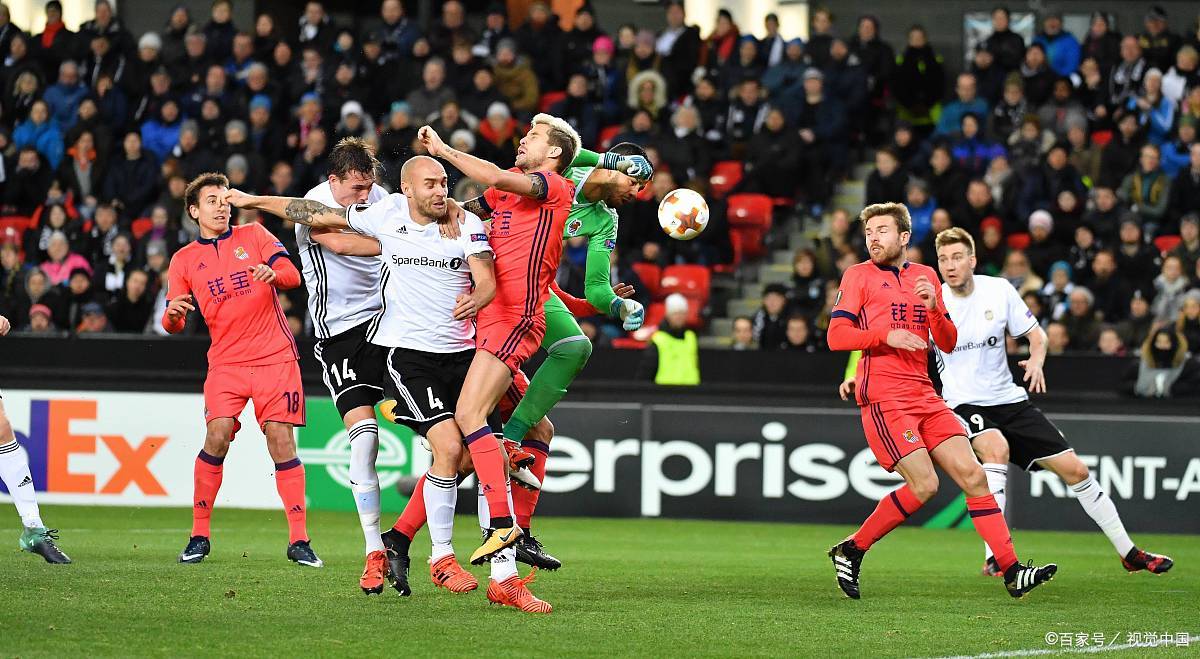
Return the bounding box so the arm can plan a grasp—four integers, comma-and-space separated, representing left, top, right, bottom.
538, 91, 567, 113
598, 124, 622, 149
610, 337, 648, 349
726, 193, 773, 230
730, 226, 767, 261
660, 264, 710, 304
1006, 232, 1031, 251
708, 161, 743, 199
131, 217, 154, 239
0, 215, 32, 237
1154, 235, 1182, 254
631, 262, 662, 300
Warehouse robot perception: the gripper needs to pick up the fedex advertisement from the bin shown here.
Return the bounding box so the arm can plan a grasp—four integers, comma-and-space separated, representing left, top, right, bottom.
0, 390, 425, 511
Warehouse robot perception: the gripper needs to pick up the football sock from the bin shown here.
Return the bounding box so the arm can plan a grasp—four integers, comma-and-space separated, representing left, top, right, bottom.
477, 480, 489, 532
1071, 476, 1135, 556
981, 463, 1008, 560
274, 458, 308, 544
393, 473, 427, 540
966, 494, 1018, 572
512, 439, 549, 531
852, 484, 923, 550
502, 337, 590, 445
424, 471, 457, 561
0, 440, 43, 529
347, 419, 384, 554
490, 481, 518, 583
464, 426, 511, 525
191, 450, 224, 538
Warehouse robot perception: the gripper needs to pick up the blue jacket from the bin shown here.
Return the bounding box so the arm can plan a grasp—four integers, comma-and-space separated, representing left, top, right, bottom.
1034, 32, 1081, 78
1127, 95, 1175, 146
13, 118, 64, 169
1161, 141, 1192, 178
140, 119, 181, 163
936, 98, 989, 135
42, 82, 88, 129
951, 137, 1007, 177
909, 198, 937, 245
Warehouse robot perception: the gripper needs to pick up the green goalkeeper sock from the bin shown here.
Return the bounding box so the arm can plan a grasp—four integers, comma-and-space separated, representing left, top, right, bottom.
504, 337, 592, 442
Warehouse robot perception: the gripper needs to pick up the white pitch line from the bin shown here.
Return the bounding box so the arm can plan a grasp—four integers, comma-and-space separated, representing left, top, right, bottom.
929, 634, 1198, 658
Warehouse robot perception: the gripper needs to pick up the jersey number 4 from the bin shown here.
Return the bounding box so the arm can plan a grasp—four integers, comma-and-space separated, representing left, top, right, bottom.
329, 359, 357, 387
426, 388, 444, 410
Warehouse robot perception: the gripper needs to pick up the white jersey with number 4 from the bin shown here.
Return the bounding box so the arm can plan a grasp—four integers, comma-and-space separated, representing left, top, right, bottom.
298, 181, 389, 339
346, 194, 492, 352
937, 274, 1041, 408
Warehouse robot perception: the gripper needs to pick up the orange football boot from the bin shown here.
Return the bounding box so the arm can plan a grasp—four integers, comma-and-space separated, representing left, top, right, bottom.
486, 570, 552, 613
360, 550, 389, 595
430, 554, 479, 593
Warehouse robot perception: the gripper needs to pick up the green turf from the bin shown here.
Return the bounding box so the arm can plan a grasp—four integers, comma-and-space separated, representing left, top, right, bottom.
0, 505, 1196, 658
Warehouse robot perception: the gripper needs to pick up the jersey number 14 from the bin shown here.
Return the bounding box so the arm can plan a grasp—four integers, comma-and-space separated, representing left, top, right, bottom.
329, 359, 357, 387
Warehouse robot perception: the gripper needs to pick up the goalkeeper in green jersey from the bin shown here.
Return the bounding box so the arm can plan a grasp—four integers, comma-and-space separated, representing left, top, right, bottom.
460, 142, 652, 569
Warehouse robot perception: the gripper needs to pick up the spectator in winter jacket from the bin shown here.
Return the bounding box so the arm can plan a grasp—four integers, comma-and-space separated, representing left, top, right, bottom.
580, 35, 624, 125
864, 147, 908, 207
1020, 43, 1055, 106
1125, 68, 1174, 146
659, 105, 714, 189
1118, 144, 1172, 236
1109, 36, 1146, 110
762, 39, 805, 101
514, 1, 563, 90
1169, 145, 1200, 230
1034, 12, 1081, 77
951, 113, 1005, 177
937, 73, 988, 136
1160, 118, 1196, 180
550, 74, 598, 150
103, 131, 159, 219
891, 26, 944, 132
42, 61, 87, 129
753, 284, 791, 351
13, 100, 64, 169
491, 40, 538, 117
1081, 12, 1122, 75
990, 77, 1028, 142
656, 1, 702, 99
1137, 6, 1182, 72
1037, 77, 1087, 139
742, 107, 797, 198
905, 179, 937, 246
139, 99, 181, 163
983, 7, 1026, 73
1151, 255, 1190, 322
106, 267, 152, 333
4, 147, 53, 216
40, 234, 92, 285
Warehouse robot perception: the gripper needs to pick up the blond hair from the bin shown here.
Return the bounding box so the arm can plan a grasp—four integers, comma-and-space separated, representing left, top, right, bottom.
860, 202, 912, 233
530, 113, 582, 174
935, 227, 976, 254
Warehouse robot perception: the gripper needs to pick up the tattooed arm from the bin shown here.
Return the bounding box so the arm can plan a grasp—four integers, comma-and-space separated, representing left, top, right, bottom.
459, 196, 491, 219
418, 125, 550, 200
224, 189, 350, 229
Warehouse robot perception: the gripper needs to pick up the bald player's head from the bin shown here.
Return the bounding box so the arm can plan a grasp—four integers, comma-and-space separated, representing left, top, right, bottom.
401, 155, 449, 222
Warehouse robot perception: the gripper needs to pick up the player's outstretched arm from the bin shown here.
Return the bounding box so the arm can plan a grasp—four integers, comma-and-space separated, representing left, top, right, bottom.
225, 189, 350, 229
418, 125, 546, 198
311, 229, 382, 256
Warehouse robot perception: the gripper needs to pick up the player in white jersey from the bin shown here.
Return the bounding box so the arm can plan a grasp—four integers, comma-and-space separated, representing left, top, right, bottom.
932, 228, 1172, 576
0, 316, 70, 563
295, 138, 394, 593
225, 156, 501, 600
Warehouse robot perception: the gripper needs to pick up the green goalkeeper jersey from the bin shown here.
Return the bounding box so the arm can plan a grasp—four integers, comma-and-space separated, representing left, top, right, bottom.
561, 163, 619, 314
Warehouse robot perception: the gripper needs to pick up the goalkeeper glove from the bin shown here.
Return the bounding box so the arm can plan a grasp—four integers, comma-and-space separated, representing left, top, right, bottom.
610, 297, 645, 331
600, 152, 654, 181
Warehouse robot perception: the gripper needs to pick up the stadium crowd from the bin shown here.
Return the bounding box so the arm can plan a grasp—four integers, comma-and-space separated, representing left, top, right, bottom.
0, 1, 1198, 382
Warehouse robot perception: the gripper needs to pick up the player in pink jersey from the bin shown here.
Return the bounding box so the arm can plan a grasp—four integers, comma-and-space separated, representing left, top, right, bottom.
826, 202, 1056, 599
163, 172, 321, 568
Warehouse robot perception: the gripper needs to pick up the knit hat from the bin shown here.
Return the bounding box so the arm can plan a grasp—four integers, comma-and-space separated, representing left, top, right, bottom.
29, 304, 51, 319
593, 35, 614, 54
1028, 209, 1053, 232
249, 94, 272, 112
486, 101, 511, 119
665, 293, 689, 315
138, 32, 162, 51
980, 216, 1003, 234
340, 100, 364, 119
1048, 260, 1072, 279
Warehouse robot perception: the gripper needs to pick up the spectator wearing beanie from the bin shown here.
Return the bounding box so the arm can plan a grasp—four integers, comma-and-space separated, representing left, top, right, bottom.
976, 217, 1008, 276
753, 283, 791, 351
1137, 6, 1181, 72
1025, 210, 1066, 277
476, 102, 519, 166
1033, 11, 1081, 78
581, 34, 624, 125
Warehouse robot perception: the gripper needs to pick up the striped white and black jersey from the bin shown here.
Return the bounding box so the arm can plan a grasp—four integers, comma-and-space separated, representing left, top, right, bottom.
346, 194, 492, 352
298, 181, 389, 339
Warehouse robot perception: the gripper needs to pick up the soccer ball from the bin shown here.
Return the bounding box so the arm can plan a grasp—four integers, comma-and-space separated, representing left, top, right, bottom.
658, 188, 709, 241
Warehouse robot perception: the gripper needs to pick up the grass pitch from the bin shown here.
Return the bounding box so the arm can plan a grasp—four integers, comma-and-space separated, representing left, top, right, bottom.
0, 505, 1196, 658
